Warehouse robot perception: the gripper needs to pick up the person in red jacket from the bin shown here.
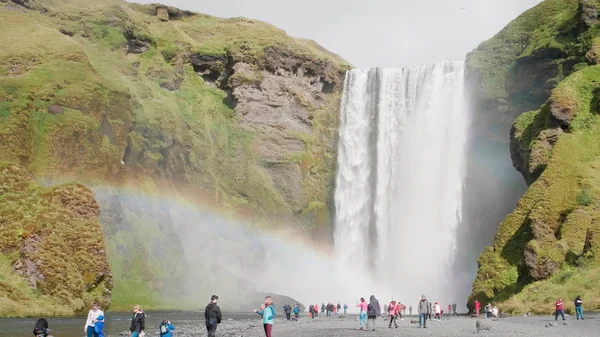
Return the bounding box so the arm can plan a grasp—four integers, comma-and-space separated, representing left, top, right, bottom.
474, 300, 481, 317
555, 297, 565, 321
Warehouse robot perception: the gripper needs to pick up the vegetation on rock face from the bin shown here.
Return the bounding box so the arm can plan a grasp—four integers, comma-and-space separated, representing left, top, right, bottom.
469, 0, 600, 314
0, 163, 112, 317
0, 0, 349, 312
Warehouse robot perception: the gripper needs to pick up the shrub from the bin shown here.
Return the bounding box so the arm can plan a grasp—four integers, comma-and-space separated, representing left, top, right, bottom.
576, 188, 593, 206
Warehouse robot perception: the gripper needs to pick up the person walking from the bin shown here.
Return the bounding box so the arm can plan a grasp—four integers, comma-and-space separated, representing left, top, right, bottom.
314, 304, 319, 318
398, 302, 404, 320
84, 302, 104, 337
343, 303, 348, 316
433, 302, 441, 320
574, 295, 584, 320
555, 297, 566, 321
418, 295, 429, 328
366, 295, 380, 331
205, 295, 222, 337
427, 301, 432, 320
387, 300, 399, 329
129, 305, 145, 337
255, 296, 276, 337
357, 297, 368, 330
474, 299, 481, 317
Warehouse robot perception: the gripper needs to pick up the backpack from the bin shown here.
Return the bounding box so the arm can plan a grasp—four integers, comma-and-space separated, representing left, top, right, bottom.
159, 322, 169, 335
33, 318, 48, 336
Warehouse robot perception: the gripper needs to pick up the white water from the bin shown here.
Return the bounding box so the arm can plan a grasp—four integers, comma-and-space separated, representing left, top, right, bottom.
334, 61, 469, 306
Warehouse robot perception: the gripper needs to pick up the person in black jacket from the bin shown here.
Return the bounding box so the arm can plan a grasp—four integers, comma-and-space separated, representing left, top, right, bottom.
366, 295, 380, 331
129, 305, 145, 337
205, 295, 223, 337
33, 318, 49, 337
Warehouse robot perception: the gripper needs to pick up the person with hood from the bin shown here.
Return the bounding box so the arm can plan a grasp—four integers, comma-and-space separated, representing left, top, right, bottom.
474, 299, 481, 317
418, 295, 429, 328
433, 302, 441, 320
159, 320, 175, 337
129, 305, 145, 337
205, 295, 222, 337
366, 295, 380, 331
343, 303, 348, 316
387, 299, 399, 329
284, 303, 292, 321
293, 303, 300, 320
356, 297, 369, 330
555, 297, 565, 321
336, 303, 341, 316
574, 295, 584, 320
308, 304, 314, 318
94, 315, 105, 337
85, 302, 104, 337
254, 296, 276, 337
33, 318, 49, 337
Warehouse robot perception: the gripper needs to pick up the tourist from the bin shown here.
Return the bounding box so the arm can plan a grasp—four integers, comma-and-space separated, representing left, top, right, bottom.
314, 304, 319, 317
367, 295, 381, 331
418, 295, 429, 328
387, 299, 399, 328
433, 302, 441, 320
284, 303, 291, 321
293, 303, 300, 320
398, 302, 404, 320
402, 303, 406, 316
474, 299, 480, 317
254, 296, 276, 337
448, 304, 452, 316
490, 304, 499, 318
427, 301, 432, 320
337, 302, 341, 316
33, 318, 49, 337
159, 320, 174, 337
308, 304, 313, 318
357, 297, 368, 330
453, 303, 457, 315
555, 297, 565, 321
484, 303, 490, 318
333, 303, 338, 317
384, 303, 388, 314
84, 302, 104, 337
205, 295, 222, 337
574, 295, 584, 320
409, 305, 412, 315
129, 305, 145, 337
343, 303, 348, 316
321, 303, 325, 315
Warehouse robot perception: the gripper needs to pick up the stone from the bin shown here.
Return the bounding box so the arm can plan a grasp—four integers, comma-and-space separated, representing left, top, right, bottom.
157, 7, 169, 21
476, 319, 492, 331
47, 104, 64, 114
563, 321, 568, 326
545, 322, 558, 327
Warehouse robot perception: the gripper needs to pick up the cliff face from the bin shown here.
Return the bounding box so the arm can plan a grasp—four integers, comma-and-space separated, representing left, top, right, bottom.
0, 163, 112, 317
468, 0, 600, 314
0, 0, 348, 310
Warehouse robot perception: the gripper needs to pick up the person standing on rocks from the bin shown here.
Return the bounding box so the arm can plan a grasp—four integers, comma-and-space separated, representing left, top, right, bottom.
254, 296, 276, 337
308, 304, 313, 319
284, 303, 291, 321
448, 304, 452, 316
555, 297, 566, 321
474, 299, 481, 317
293, 303, 300, 320
574, 295, 584, 320
366, 295, 381, 331
343, 303, 348, 316
409, 305, 412, 315
321, 303, 325, 315
357, 297, 369, 330
314, 304, 319, 318
427, 301, 432, 320
418, 295, 429, 328
84, 302, 104, 337
336, 303, 341, 317
205, 295, 222, 337
129, 305, 145, 337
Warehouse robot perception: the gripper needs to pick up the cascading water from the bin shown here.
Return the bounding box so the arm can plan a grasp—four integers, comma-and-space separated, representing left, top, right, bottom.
334, 61, 469, 305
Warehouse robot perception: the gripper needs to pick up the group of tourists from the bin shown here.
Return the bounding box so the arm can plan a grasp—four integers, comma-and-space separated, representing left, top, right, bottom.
282, 303, 300, 320
306, 302, 348, 318
554, 296, 585, 321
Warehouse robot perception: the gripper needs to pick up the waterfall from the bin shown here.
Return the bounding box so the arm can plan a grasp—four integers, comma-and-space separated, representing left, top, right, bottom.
334, 61, 468, 305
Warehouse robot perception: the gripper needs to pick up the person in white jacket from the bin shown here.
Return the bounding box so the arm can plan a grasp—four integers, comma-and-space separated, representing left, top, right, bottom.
84, 302, 104, 337
433, 302, 441, 320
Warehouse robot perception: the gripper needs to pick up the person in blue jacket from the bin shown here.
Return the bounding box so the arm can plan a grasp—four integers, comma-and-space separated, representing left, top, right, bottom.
254, 296, 276, 337
159, 320, 175, 337
293, 304, 300, 320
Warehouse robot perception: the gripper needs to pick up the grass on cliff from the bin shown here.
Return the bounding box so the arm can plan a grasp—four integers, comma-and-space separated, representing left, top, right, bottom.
468, 0, 580, 100
470, 62, 600, 314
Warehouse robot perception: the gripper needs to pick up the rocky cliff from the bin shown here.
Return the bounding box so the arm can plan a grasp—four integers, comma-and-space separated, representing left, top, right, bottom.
0, 0, 349, 311
0, 163, 112, 317
468, 0, 600, 314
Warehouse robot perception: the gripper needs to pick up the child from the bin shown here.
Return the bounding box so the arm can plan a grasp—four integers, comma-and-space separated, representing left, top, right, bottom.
254, 296, 276, 337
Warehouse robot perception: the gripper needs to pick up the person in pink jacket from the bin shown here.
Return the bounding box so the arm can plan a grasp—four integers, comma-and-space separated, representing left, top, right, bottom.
357, 298, 368, 330
387, 300, 399, 328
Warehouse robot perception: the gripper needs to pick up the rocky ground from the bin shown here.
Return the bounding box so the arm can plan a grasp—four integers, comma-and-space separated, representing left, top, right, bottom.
130, 314, 599, 337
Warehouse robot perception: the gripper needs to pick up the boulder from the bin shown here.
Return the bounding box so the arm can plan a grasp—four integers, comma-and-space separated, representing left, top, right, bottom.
47, 104, 64, 114
476, 319, 492, 331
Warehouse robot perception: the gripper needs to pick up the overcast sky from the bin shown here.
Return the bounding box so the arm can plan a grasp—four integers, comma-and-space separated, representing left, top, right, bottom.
132, 0, 543, 68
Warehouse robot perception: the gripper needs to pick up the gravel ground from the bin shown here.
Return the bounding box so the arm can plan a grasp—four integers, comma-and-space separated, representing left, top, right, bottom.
137, 314, 599, 337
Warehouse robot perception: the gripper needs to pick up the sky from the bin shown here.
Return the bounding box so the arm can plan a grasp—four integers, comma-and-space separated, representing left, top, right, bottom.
132, 0, 543, 69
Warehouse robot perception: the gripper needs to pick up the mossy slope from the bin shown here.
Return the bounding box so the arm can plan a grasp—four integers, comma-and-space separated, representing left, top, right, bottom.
469, 0, 600, 314
0, 0, 349, 311
0, 162, 112, 317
